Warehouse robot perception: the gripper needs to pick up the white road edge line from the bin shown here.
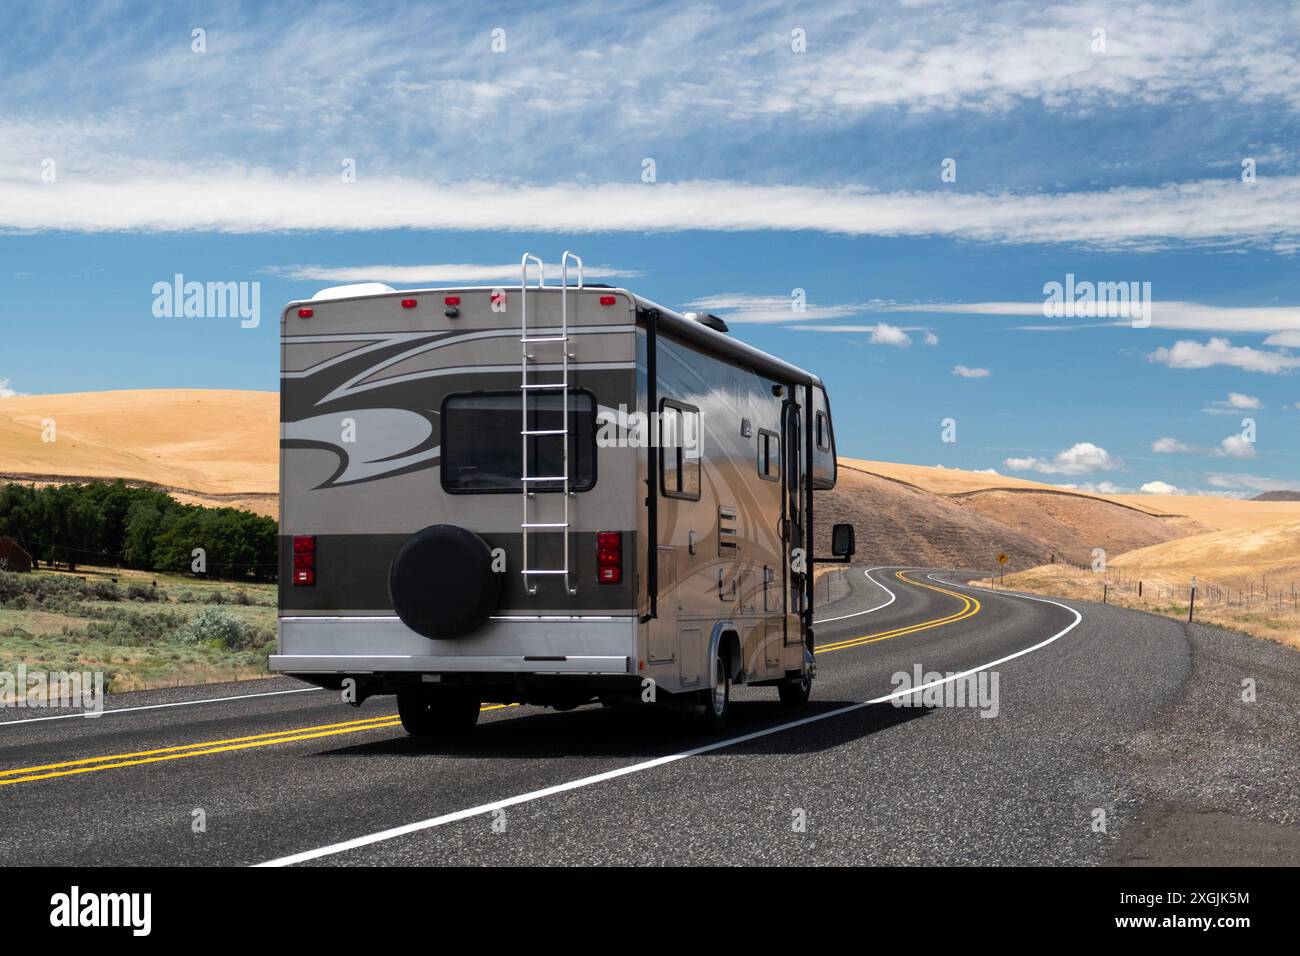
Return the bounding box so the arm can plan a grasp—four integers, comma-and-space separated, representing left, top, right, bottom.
813, 566, 897, 624
0, 686, 321, 727
256, 572, 1082, 868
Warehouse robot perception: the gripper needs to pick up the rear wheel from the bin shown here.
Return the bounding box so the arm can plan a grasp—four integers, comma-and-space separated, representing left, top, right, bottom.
396, 687, 480, 738
697, 646, 731, 728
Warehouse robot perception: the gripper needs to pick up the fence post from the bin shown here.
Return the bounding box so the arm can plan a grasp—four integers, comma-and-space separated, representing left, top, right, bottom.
1189, 576, 1197, 623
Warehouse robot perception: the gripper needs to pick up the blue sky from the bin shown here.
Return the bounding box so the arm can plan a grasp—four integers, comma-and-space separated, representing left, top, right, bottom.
2, 0, 1299, 496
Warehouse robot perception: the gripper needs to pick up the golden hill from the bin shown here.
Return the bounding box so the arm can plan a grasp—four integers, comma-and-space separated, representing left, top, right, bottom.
0, 390, 278, 516
2, 390, 1297, 571
1109, 519, 1300, 589
819, 462, 1198, 572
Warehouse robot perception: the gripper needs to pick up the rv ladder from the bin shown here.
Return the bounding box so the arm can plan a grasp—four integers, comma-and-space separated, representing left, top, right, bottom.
519, 251, 582, 595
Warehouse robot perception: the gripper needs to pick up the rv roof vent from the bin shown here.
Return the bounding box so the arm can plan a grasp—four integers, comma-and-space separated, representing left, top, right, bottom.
684, 311, 729, 333
311, 282, 397, 301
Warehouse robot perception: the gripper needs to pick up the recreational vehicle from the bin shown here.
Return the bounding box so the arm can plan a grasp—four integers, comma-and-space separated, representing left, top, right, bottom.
272, 252, 853, 735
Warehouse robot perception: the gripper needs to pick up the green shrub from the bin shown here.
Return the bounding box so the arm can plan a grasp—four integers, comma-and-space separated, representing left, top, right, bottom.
84, 608, 189, 646
175, 606, 267, 651
126, 582, 162, 602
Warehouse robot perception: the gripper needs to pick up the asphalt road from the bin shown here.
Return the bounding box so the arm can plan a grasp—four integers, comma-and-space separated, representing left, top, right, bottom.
2, 566, 1297, 866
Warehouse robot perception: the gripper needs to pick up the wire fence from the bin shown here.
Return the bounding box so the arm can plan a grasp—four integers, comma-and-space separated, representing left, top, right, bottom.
1000, 554, 1300, 616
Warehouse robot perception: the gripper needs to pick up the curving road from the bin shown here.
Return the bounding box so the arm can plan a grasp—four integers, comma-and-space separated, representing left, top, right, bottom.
2, 567, 1298, 866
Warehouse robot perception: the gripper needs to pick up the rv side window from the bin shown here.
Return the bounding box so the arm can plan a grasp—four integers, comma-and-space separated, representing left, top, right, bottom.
757, 428, 779, 481
815, 411, 830, 452
660, 399, 701, 501
441, 390, 596, 493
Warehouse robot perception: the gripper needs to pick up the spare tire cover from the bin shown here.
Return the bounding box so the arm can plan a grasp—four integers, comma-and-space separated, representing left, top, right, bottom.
389, 525, 501, 638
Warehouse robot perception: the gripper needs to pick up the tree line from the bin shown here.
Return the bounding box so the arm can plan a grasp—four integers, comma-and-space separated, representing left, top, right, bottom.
0, 481, 277, 581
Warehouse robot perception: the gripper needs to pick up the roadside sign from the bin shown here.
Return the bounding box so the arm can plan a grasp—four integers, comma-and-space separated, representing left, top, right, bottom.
997, 553, 1008, 565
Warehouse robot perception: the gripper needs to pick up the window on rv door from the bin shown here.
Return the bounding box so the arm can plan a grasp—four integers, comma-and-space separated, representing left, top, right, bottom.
441, 390, 596, 493
757, 428, 780, 481
815, 411, 830, 452
660, 399, 701, 500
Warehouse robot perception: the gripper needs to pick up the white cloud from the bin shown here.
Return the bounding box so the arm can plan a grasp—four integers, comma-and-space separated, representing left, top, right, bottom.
1264, 331, 1300, 347
271, 263, 641, 284
1214, 434, 1258, 458
870, 322, 911, 347
1059, 481, 1131, 494
923, 331, 940, 346
1152, 437, 1196, 453
1148, 337, 1300, 374
1004, 442, 1120, 475
952, 365, 990, 378
787, 324, 930, 334
0, 378, 21, 398
885, 300, 1300, 334
1207, 472, 1300, 493
1202, 392, 1263, 414
1140, 480, 1182, 494
3, 174, 1300, 249
685, 294, 866, 324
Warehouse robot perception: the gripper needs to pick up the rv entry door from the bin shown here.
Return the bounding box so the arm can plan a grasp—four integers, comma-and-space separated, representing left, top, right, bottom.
782, 402, 805, 645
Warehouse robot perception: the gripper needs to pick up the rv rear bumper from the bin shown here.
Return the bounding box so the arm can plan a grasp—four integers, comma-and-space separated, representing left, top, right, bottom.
270, 654, 630, 674
270, 614, 636, 676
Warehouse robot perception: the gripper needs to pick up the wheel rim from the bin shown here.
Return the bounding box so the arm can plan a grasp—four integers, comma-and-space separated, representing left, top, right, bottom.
711, 657, 727, 715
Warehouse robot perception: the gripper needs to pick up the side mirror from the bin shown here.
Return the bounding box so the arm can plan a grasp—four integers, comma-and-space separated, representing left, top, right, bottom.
831, 523, 855, 558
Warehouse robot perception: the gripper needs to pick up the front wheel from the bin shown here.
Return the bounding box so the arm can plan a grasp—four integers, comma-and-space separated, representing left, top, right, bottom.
396, 687, 480, 738
778, 673, 812, 706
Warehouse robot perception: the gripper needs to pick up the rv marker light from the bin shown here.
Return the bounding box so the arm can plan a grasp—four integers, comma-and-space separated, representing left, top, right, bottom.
401, 298, 417, 309
599, 295, 616, 306
297, 308, 314, 318
444, 296, 461, 305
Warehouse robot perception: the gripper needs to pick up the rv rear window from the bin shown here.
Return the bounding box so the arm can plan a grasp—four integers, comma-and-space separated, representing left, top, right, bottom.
441, 391, 596, 493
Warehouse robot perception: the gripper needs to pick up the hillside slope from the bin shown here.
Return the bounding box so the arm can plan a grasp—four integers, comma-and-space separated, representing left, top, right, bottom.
0, 390, 277, 515
1109, 519, 1300, 588
818, 463, 1198, 571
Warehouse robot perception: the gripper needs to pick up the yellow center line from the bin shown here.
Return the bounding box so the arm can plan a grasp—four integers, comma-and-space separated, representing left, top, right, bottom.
0, 704, 513, 788
816, 570, 980, 654
6, 572, 973, 788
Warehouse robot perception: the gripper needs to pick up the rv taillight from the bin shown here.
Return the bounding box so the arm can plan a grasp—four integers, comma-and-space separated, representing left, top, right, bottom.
297, 308, 314, 318
596, 531, 621, 584
599, 295, 616, 306
292, 535, 316, 587
444, 296, 461, 305
401, 298, 417, 309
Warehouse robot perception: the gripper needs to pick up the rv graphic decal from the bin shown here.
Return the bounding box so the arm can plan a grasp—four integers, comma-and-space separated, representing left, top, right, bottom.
282, 332, 448, 488
282, 408, 438, 486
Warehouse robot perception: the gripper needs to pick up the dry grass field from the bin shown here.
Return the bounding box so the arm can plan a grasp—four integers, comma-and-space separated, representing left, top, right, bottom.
0, 389, 278, 515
